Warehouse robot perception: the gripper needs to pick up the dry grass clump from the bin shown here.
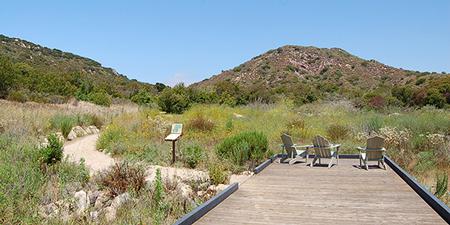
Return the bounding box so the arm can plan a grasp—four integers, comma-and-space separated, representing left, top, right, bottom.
187, 113, 215, 132
97, 162, 146, 197
326, 124, 350, 141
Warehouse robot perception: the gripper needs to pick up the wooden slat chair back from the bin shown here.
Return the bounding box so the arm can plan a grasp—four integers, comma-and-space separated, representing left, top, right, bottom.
312, 135, 332, 158
358, 136, 386, 170
366, 136, 385, 161
280, 134, 310, 165
281, 134, 296, 158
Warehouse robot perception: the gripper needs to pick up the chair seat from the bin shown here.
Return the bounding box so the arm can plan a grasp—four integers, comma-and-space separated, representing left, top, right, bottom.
360, 152, 383, 161
295, 149, 307, 156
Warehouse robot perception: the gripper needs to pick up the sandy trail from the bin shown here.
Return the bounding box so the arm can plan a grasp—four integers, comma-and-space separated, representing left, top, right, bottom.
63, 134, 115, 173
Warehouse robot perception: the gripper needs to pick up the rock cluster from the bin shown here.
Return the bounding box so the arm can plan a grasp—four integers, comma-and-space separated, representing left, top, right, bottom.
39, 187, 131, 222
67, 126, 100, 141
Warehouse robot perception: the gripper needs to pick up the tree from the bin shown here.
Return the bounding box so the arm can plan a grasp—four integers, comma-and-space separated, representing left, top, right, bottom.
157, 85, 190, 113
131, 90, 155, 106
425, 88, 446, 108
0, 56, 17, 98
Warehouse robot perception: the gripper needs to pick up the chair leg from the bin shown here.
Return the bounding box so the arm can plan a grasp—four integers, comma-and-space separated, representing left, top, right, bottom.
328, 157, 334, 168
380, 160, 386, 170
365, 160, 368, 170
319, 158, 321, 165
359, 156, 362, 167
311, 157, 318, 167
336, 154, 339, 165
305, 154, 309, 165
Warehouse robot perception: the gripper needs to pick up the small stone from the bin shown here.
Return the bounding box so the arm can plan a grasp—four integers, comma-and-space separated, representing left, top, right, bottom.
74, 190, 89, 214
111, 192, 130, 208
90, 211, 99, 221
88, 191, 100, 207
94, 192, 110, 209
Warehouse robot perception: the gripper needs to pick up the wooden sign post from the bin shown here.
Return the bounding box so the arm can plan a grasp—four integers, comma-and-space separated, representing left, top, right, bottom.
165, 123, 183, 164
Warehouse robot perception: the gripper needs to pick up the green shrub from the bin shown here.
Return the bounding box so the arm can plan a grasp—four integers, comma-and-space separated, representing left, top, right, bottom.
88, 91, 112, 106
365, 116, 383, 134
326, 124, 350, 141
208, 163, 229, 185
182, 144, 204, 168
7, 90, 28, 103
216, 131, 268, 170
414, 151, 436, 173
0, 136, 44, 223
152, 168, 168, 224
39, 133, 63, 165
157, 85, 190, 114
97, 124, 125, 151
435, 172, 448, 198
49, 114, 76, 138
225, 118, 233, 132
131, 90, 155, 106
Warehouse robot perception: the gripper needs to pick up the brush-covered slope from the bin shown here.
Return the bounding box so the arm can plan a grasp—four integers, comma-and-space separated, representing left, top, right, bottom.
195, 45, 424, 89
0, 34, 155, 104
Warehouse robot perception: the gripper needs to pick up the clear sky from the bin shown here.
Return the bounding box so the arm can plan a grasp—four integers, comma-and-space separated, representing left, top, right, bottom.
1, 0, 449, 85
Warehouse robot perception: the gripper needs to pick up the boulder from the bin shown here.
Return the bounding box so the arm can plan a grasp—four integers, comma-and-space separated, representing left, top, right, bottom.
94, 191, 110, 209
67, 130, 77, 141
111, 192, 130, 208
176, 183, 193, 200
74, 190, 89, 214
104, 193, 131, 221
88, 125, 100, 134
88, 190, 100, 207
73, 126, 88, 137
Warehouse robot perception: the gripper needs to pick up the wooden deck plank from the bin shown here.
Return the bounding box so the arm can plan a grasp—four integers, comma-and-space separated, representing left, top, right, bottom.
195, 159, 446, 225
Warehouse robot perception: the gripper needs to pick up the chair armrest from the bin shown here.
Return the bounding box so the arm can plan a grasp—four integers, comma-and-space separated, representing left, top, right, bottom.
294, 144, 313, 150
357, 147, 365, 152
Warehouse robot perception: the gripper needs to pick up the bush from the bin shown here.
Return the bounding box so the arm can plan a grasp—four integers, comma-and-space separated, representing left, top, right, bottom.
131, 90, 155, 106
326, 124, 350, 141
7, 90, 28, 103
225, 118, 233, 132
365, 116, 383, 134
425, 88, 446, 108
182, 144, 204, 168
208, 163, 229, 185
216, 131, 268, 170
88, 91, 112, 107
152, 168, 168, 224
97, 162, 146, 197
50, 114, 76, 138
435, 172, 448, 198
187, 114, 215, 132
97, 124, 126, 151
39, 133, 63, 165
157, 85, 190, 114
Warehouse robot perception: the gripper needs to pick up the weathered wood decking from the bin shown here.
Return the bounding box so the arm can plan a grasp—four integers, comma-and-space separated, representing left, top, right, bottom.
195, 159, 446, 225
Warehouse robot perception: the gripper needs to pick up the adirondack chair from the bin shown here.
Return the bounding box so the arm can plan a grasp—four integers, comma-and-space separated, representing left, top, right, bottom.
311, 135, 340, 168
358, 136, 386, 170
280, 134, 311, 165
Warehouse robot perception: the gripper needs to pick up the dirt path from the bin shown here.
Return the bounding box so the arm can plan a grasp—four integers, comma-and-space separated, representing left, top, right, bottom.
64, 134, 115, 173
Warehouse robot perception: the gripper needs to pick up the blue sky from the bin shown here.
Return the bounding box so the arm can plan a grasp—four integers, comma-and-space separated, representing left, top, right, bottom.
1, 0, 449, 85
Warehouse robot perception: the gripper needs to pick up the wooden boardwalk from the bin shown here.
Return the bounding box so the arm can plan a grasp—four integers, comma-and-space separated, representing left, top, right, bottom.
195, 159, 446, 225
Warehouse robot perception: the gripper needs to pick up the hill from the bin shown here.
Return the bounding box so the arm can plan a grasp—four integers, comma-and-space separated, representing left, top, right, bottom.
0, 34, 159, 105
193, 45, 450, 108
